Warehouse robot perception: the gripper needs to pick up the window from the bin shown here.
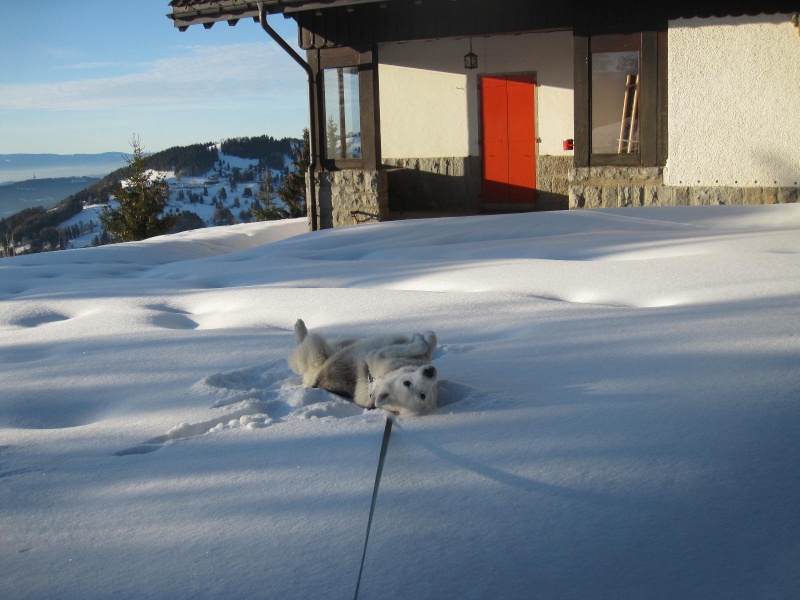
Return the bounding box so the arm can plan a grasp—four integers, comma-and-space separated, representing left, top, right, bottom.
324, 67, 362, 160
591, 34, 640, 155
315, 46, 379, 170
574, 28, 666, 168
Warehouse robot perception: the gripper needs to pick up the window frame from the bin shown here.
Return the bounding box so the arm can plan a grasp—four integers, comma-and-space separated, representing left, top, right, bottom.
323, 66, 363, 163
574, 25, 667, 168
314, 46, 381, 171
589, 32, 641, 163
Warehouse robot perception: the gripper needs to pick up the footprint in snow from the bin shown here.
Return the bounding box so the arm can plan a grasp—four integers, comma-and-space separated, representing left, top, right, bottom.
115, 360, 361, 456
115, 360, 487, 456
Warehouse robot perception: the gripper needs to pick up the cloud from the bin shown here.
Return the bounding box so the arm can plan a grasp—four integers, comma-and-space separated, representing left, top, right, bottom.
0, 43, 305, 111
61, 61, 125, 70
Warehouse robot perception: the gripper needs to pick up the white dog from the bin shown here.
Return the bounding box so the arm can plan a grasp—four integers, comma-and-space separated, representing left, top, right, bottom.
288, 319, 439, 415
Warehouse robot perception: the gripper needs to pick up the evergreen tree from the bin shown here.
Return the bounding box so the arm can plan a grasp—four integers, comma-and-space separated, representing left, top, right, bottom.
99, 136, 176, 242
250, 173, 283, 221
277, 128, 309, 218
212, 205, 236, 226
326, 117, 339, 158
171, 210, 206, 233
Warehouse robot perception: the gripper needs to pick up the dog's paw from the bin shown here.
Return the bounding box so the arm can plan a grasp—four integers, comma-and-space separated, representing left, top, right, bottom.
294, 319, 308, 344
422, 331, 437, 347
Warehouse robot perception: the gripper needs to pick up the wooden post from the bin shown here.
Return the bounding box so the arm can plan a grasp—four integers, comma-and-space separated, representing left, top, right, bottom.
627, 74, 640, 153
618, 74, 640, 154
337, 67, 347, 158
618, 74, 633, 153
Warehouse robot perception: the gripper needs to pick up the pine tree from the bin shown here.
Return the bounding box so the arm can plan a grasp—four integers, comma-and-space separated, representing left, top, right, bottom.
250, 172, 283, 221
277, 128, 309, 219
326, 117, 339, 158
99, 136, 176, 242
212, 205, 236, 226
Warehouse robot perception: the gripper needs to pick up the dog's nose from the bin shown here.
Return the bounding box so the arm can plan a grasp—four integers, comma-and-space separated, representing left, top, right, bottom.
422, 366, 437, 379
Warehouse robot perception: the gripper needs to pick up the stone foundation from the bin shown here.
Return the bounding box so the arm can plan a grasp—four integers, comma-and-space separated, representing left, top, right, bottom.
310, 169, 389, 229
384, 154, 572, 212
536, 155, 571, 210
307, 163, 796, 229
569, 167, 799, 209
382, 156, 481, 212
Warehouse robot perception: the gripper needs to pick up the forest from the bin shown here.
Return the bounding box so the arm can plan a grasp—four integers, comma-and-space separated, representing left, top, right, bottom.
220, 135, 295, 170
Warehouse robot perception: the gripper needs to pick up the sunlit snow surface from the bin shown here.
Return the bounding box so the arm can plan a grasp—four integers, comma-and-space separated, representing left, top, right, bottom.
1, 206, 799, 599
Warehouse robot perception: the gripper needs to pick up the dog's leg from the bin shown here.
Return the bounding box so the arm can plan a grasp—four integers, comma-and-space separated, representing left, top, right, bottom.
421, 331, 437, 361
294, 319, 308, 344
288, 321, 335, 386
365, 333, 435, 380
374, 333, 435, 362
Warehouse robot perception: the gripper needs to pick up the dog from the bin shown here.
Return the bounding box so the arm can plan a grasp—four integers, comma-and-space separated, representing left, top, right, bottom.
288, 319, 439, 415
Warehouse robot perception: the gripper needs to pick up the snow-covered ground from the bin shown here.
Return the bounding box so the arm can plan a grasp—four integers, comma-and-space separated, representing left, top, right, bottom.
1, 206, 799, 599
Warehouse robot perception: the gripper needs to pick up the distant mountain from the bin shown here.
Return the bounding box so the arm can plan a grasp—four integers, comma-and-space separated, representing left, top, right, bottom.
0, 177, 101, 220
0, 153, 128, 184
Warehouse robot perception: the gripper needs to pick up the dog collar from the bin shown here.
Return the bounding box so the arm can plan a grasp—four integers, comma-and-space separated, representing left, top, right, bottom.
367, 366, 406, 409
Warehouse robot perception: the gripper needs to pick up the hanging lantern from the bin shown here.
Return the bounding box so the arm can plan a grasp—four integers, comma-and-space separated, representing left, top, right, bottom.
464, 38, 478, 70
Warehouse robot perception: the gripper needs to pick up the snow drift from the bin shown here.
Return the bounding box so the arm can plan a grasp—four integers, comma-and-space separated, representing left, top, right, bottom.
1, 205, 799, 599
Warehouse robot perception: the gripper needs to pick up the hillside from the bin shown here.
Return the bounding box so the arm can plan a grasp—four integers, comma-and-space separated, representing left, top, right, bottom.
1, 206, 798, 599
1, 134, 300, 256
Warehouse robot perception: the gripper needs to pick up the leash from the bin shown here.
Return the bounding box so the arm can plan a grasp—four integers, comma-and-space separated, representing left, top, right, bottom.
353, 416, 394, 600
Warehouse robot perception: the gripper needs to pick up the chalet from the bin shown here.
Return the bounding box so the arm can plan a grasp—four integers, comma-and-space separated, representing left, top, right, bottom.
168, 1, 800, 230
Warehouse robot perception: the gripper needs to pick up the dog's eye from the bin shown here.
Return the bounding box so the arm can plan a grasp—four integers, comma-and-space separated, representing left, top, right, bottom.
420, 393, 426, 400
403, 380, 411, 387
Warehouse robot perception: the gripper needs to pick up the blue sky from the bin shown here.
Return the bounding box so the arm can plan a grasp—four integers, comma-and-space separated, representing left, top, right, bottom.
0, 1, 308, 154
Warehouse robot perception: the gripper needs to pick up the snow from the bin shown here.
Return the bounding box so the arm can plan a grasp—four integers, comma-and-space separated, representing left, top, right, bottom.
1, 205, 799, 599
58, 150, 287, 250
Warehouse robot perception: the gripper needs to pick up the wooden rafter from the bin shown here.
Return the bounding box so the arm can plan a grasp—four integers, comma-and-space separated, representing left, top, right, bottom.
167, 0, 396, 30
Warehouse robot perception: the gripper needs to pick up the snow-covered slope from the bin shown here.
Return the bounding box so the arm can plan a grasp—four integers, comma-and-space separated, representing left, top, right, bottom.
1, 206, 799, 599
59, 151, 290, 249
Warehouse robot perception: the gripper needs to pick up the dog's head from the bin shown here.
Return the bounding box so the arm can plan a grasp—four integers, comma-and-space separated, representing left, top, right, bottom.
374, 364, 438, 415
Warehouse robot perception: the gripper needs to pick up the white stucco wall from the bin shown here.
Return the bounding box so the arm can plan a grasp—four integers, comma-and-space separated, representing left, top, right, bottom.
665, 14, 800, 187
378, 31, 574, 159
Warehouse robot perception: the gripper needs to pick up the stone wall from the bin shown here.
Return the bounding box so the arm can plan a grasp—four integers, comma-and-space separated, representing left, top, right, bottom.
382, 156, 481, 212
309, 169, 389, 229
569, 167, 799, 209
536, 155, 571, 210
306, 162, 796, 229
383, 155, 571, 212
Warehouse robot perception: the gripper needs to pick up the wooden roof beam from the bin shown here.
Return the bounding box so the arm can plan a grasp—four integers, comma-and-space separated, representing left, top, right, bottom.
167, 0, 397, 29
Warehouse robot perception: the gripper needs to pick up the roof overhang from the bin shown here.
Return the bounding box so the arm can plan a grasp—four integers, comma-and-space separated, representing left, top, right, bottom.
167, 0, 396, 30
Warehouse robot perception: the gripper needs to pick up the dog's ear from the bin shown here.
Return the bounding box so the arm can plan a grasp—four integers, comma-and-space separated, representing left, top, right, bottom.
422, 366, 437, 379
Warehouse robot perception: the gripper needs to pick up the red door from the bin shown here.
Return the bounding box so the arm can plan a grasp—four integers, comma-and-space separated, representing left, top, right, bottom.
480, 74, 536, 205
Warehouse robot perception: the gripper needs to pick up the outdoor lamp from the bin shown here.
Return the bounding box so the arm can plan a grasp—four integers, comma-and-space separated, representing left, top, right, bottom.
464, 38, 478, 69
